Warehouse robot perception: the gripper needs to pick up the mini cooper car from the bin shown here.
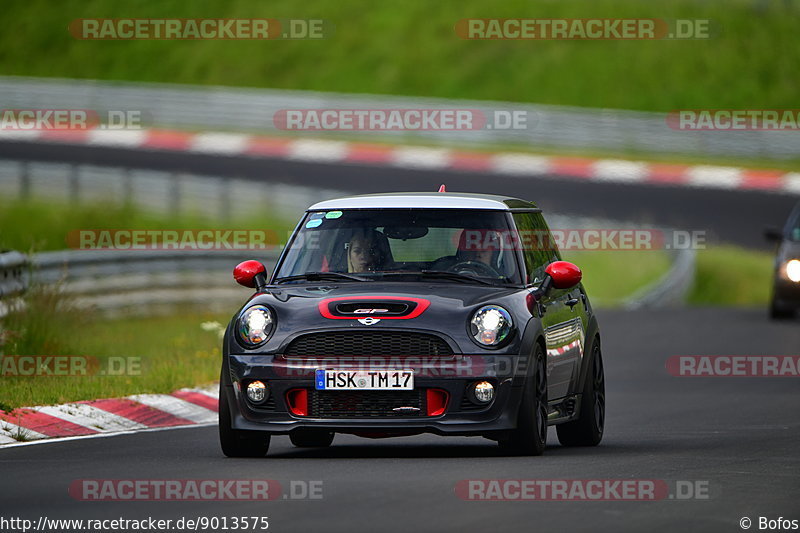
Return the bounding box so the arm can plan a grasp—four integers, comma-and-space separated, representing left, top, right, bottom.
219, 191, 605, 457
765, 201, 800, 319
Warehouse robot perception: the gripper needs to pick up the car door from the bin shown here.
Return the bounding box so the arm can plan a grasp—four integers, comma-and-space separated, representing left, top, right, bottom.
513, 212, 586, 400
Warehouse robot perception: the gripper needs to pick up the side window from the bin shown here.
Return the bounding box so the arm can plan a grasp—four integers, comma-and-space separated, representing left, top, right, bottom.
512, 213, 559, 284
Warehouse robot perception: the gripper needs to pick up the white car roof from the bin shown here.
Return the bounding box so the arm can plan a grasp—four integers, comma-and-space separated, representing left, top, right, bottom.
308, 192, 533, 211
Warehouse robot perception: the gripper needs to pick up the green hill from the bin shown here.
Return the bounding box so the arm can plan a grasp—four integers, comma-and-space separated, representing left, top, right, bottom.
0, 0, 796, 111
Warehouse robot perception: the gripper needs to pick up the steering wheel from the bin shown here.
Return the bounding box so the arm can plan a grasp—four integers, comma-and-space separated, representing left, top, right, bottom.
448, 260, 500, 278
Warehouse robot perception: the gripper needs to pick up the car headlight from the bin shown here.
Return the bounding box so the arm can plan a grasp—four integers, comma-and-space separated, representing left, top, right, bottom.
786, 259, 800, 283
237, 305, 274, 346
470, 305, 513, 346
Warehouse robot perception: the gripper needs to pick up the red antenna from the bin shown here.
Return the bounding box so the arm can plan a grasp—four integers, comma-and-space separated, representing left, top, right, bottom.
438, 184, 447, 192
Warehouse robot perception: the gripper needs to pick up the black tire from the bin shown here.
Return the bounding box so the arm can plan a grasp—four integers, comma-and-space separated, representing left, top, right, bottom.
499, 343, 547, 456
219, 383, 270, 458
557, 338, 605, 447
290, 429, 335, 448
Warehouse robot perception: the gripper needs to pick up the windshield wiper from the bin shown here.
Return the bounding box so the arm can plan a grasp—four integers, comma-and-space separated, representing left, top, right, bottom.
379, 270, 495, 286
273, 272, 371, 284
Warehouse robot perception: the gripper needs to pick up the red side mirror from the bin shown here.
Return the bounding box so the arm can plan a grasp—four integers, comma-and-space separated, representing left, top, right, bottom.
233, 260, 267, 288
545, 261, 582, 289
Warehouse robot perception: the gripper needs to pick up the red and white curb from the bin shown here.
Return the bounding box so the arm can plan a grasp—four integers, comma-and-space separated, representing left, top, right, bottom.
546, 339, 583, 357
0, 384, 218, 446
0, 128, 798, 194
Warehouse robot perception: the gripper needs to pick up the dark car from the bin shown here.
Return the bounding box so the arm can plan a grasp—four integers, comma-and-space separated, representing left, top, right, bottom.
219, 191, 605, 457
765, 201, 800, 319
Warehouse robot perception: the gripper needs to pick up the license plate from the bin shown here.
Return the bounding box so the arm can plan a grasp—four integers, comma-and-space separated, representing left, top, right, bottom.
315, 370, 414, 390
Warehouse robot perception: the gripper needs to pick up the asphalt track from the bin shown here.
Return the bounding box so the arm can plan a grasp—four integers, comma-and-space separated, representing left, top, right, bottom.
1, 139, 797, 249
1, 308, 798, 533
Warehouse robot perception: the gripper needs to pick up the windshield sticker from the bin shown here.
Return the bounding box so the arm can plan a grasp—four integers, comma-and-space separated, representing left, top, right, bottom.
306, 219, 323, 228
325, 210, 343, 219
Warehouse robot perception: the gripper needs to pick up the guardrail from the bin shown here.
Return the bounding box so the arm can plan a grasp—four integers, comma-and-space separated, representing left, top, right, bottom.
547, 214, 697, 309
0, 249, 282, 318
0, 76, 796, 159
0, 158, 346, 221
33, 249, 283, 317
0, 251, 27, 300
623, 246, 697, 309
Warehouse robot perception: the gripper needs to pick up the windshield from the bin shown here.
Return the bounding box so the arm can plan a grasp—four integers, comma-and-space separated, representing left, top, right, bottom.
274, 209, 523, 285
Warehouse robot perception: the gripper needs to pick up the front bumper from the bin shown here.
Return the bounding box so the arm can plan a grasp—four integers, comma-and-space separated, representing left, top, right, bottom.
224, 354, 526, 436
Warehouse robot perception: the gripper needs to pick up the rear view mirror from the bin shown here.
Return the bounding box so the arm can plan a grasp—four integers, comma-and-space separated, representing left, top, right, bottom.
764, 226, 783, 242
383, 226, 429, 240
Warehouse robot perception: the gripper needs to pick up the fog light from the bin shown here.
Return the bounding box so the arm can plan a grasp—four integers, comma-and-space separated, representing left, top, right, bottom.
246, 380, 268, 403
472, 381, 495, 403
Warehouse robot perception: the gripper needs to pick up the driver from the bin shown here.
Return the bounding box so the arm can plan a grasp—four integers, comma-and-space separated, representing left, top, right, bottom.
347, 229, 389, 272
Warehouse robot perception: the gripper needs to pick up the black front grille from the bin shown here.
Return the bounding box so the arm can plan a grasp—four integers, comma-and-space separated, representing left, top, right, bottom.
284, 331, 453, 357
309, 389, 426, 418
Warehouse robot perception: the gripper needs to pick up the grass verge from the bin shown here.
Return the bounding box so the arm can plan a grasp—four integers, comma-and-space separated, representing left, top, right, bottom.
0, 0, 797, 112
0, 198, 292, 253
688, 245, 773, 306
563, 250, 672, 308
0, 287, 229, 411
